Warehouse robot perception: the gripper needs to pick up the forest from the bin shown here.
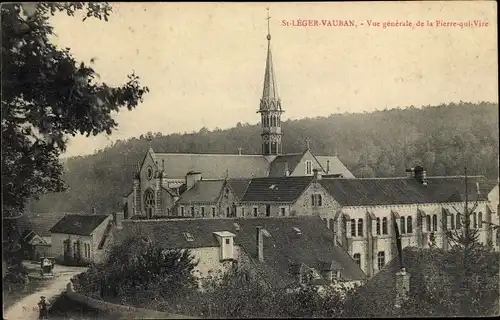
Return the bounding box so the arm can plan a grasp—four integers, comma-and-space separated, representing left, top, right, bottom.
29, 101, 499, 214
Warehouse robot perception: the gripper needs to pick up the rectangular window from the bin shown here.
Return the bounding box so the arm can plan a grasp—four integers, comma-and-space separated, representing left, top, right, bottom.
353, 253, 361, 267
311, 194, 323, 206
180, 206, 185, 216
226, 207, 230, 217
211, 207, 216, 217
201, 206, 205, 217
253, 207, 258, 217
377, 251, 386, 270
306, 161, 312, 175
266, 205, 271, 217
350, 219, 356, 237
280, 207, 286, 216
225, 238, 230, 245
191, 206, 195, 217
241, 207, 245, 217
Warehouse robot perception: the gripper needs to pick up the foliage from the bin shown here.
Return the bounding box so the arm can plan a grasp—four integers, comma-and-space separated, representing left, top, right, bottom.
29, 102, 498, 214
73, 236, 199, 309
1, 2, 148, 217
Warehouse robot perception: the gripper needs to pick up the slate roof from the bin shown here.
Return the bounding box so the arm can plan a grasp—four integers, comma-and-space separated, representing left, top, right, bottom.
319, 176, 492, 207
227, 179, 252, 200
49, 214, 110, 236
177, 180, 225, 204
152, 153, 270, 179
121, 216, 365, 288
315, 155, 356, 178
17, 211, 88, 237
240, 176, 314, 203
268, 152, 306, 177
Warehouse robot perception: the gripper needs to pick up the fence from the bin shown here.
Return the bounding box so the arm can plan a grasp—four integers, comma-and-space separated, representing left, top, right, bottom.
65, 281, 200, 319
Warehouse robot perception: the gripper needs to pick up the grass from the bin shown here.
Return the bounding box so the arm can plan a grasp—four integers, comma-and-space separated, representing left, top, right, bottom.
3, 277, 50, 310
49, 293, 121, 320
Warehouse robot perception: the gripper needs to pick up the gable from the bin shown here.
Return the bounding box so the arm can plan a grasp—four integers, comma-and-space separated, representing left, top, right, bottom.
268, 153, 306, 177
315, 155, 355, 178
289, 150, 323, 177
140, 149, 158, 193
177, 180, 225, 204
50, 214, 110, 236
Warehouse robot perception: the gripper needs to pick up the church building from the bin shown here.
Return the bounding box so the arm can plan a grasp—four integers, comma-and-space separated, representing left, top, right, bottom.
124, 19, 354, 218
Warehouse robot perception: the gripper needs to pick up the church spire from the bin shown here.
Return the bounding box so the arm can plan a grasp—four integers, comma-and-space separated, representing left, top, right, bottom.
259, 7, 284, 156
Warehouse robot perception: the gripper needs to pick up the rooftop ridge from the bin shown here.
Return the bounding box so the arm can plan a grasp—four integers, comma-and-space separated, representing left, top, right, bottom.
154, 153, 266, 157
123, 216, 318, 223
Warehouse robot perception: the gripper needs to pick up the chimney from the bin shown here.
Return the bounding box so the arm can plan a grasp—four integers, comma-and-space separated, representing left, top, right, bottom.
313, 168, 322, 180
405, 167, 415, 178
394, 267, 411, 309
185, 171, 202, 191
413, 166, 427, 185
256, 226, 264, 262
284, 161, 290, 177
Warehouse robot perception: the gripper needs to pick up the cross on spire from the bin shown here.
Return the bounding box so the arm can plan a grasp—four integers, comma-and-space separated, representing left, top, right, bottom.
266, 7, 271, 41
237, 147, 243, 155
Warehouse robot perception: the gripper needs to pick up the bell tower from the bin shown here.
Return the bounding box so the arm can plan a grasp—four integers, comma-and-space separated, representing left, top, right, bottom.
258, 8, 284, 156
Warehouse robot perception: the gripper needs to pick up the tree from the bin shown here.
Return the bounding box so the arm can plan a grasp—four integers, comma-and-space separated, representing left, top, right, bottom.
2, 2, 149, 217
1, 2, 148, 289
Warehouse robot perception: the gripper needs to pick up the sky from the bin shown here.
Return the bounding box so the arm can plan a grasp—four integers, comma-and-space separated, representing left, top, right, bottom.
47, 2, 498, 158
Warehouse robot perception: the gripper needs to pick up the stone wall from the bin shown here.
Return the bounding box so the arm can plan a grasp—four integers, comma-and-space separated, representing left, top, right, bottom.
65, 281, 199, 319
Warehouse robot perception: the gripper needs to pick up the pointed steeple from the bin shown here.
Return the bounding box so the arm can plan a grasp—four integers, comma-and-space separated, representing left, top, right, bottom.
258, 7, 284, 156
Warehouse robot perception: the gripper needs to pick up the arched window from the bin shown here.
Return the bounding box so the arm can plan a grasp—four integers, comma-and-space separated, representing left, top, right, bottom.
382, 217, 388, 235
357, 218, 364, 237
144, 189, 155, 219
407, 216, 413, 234
432, 214, 438, 232
450, 214, 455, 230
353, 253, 361, 267
426, 215, 431, 232
376, 218, 381, 235
473, 212, 477, 229
350, 219, 356, 237
329, 218, 335, 231
478, 212, 483, 228
400, 217, 406, 234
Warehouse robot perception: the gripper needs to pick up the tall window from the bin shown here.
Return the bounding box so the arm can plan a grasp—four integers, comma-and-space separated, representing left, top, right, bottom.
456, 213, 462, 228
241, 207, 245, 217
253, 207, 258, 217
201, 207, 205, 217
377, 251, 386, 270
426, 215, 431, 232
473, 212, 477, 229
357, 219, 364, 237
312, 194, 322, 206
280, 208, 286, 216
211, 207, 216, 217
191, 206, 195, 217
353, 253, 361, 267
180, 206, 185, 216
400, 217, 406, 234
226, 207, 230, 217
329, 218, 335, 231
478, 212, 483, 228
432, 214, 438, 231
382, 217, 388, 235
144, 189, 155, 218
265, 205, 271, 217
376, 218, 381, 235
350, 219, 356, 237
450, 214, 455, 230
306, 161, 313, 175
407, 216, 413, 234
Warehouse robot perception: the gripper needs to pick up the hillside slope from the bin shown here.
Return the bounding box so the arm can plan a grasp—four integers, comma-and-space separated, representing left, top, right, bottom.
30, 102, 499, 214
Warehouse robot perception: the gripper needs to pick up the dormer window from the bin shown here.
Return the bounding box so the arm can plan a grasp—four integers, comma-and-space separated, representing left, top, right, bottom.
293, 227, 302, 235
233, 222, 241, 231
183, 232, 194, 242
269, 184, 277, 190
305, 161, 313, 175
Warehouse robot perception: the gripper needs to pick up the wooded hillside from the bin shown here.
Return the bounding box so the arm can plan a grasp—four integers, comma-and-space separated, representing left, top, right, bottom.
30, 102, 499, 214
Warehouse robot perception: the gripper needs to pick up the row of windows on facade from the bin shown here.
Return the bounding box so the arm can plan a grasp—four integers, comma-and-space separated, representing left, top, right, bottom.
353, 251, 386, 270
261, 115, 281, 128
179, 205, 289, 218
345, 211, 485, 237
64, 240, 92, 259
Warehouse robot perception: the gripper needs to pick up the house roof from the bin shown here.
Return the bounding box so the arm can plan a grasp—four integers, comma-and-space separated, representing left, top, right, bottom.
152, 152, 270, 179
240, 176, 314, 203
226, 179, 252, 200
344, 246, 500, 318
120, 216, 365, 288
268, 152, 306, 177
315, 155, 356, 178
17, 211, 88, 237
49, 214, 110, 236
177, 180, 225, 204
319, 176, 491, 207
